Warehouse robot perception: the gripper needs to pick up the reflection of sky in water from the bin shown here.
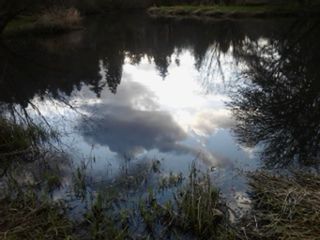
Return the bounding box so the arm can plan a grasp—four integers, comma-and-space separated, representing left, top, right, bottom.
28, 48, 260, 205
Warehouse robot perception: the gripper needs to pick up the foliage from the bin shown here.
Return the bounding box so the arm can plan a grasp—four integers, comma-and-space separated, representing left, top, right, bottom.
0, 117, 51, 177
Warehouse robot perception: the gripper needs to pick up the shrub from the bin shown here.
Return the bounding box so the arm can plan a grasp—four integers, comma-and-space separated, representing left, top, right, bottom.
36, 7, 82, 31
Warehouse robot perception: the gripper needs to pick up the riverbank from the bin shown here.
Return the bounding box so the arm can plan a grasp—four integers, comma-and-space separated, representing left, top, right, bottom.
3, 7, 82, 37
148, 4, 320, 19
243, 171, 320, 240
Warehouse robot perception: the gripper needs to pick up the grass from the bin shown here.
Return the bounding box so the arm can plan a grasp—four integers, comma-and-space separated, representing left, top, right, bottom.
0, 117, 50, 177
241, 171, 320, 240
172, 164, 235, 239
3, 16, 38, 34
82, 194, 129, 240
0, 190, 74, 240
3, 7, 82, 36
72, 163, 88, 200
148, 3, 320, 19
0, 118, 73, 239
136, 163, 235, 239
3, 164, 320, 239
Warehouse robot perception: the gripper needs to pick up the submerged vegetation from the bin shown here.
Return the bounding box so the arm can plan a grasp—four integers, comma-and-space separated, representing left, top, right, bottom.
172, 166, 235, 239
0, 117, 234, 239
1, 97, 320, 239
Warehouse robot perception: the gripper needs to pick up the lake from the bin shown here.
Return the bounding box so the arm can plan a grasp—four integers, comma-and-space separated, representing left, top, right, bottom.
1, 13, 319, 215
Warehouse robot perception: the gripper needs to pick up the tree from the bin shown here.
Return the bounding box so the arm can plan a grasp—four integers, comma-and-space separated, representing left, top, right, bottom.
229, 19, 320, 167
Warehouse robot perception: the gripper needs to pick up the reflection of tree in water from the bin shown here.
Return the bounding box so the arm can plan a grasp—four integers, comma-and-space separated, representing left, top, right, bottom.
1, 15, 318, 168
199, 45, 238, 94
97, 55, 124, 95
229, 19, 320, 168
0, 14, 300, 107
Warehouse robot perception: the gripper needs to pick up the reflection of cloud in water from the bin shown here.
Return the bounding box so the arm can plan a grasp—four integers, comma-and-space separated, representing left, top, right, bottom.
191, 110, 234, 137
100, 74, 159, 111
74, 50, 250, 168
79, 80, 189, 155
78, 79, 228, 166
81, 105, 187, 155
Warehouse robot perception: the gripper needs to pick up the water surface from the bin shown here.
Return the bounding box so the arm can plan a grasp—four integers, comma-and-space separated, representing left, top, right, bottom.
1, 14, 319, 210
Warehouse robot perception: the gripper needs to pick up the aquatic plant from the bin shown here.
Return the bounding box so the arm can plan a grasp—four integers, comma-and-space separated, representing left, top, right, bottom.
72, 162, 88, 200
158, 171, 183, 191
137, 163, 235, 239
172, 163, 235, 239
0, 117, 51, 177
3, 115, 319, 239
82, 194, 128, 240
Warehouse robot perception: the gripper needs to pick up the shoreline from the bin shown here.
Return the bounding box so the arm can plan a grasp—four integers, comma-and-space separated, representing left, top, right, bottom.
147, 4, 320, 20
2, 7, 83, 37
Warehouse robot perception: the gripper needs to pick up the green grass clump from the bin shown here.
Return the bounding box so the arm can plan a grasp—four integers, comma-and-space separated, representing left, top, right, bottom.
44, 172, 62, 192
173, 164, 235, 239
72, 163, 88, 200
82, 194, 129, 240
0, 117, 48, 153
0, 117, 50, 176
137, 163, 235, 239
242, 171, 320, 240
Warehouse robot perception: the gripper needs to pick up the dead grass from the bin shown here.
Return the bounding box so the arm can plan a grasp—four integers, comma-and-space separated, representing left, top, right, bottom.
241, 171, 320, 240
0, 191, 74, 240
36, 7, 82, 31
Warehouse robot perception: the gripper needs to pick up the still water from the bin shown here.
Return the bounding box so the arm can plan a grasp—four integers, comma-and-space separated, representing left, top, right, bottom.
1, 14, 319, 210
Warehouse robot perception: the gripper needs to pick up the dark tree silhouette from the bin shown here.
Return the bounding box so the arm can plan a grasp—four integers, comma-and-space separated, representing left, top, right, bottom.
229, 20, 320, 168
